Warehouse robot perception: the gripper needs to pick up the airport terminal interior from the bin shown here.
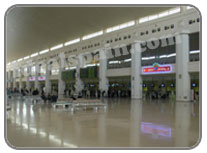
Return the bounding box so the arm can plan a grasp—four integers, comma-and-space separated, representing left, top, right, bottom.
6, 6, 200, 148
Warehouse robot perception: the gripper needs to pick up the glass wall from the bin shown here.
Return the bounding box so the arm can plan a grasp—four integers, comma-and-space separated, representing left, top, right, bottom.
189, 32, 200, 62
141, 37, 176, 66
107, 45, 131, 69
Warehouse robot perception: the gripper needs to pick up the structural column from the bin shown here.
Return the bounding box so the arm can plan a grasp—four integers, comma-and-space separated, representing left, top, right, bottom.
131, 42, 142, 99
58, 53, 66, 98
75, 55, 84, 95
26, 66, 31, 91
99, 49, 109, 96
35, 64, 40, 91
13, 69, 17, 89
7, 70, 12, 89
45, 62, 52, 95
176, 34, 191, 101
19, 67, 23, 90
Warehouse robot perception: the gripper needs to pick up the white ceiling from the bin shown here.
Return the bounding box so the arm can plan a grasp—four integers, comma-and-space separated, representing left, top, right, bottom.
6, 6, 173, 62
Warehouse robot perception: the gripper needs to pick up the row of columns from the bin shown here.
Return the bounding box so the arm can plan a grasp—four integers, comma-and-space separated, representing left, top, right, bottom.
7, 33, 191, 101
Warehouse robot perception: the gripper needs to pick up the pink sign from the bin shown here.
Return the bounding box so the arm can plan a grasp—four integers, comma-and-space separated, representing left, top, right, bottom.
38, 76, 46, 81
29, 76, 35, 81
141, 122, 171, 138
142, 63, 172, 74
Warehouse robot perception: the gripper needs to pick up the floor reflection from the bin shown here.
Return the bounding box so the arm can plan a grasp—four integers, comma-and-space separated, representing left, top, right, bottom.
6, 97, 200, 148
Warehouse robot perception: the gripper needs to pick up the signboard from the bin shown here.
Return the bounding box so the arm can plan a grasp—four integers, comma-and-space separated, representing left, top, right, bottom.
80, 66, 98, 79
29, 76, 35, 81
29, 76, 46, 81
38, 76, 46, 81
62, 70, 76, 81
142, 63, 172, 74
141, 122, 171, 138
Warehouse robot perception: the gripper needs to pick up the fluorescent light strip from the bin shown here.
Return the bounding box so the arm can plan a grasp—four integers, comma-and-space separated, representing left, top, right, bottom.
12, 60, 16, 63
24, 56, 30, 60
7, 62, 11, 65
39, 49, 49, 54
82, 31, 103, 40
17, 58, 23, 62
142, 56, 155, 60
64, 38, 80, 46
139, 7, 181, 24
167, 53, 176, 57
159, 55, 168, 58
124, 58, 132, 62
139, 16, 149, 23
169, 7, 181, 15
158, 11, 169, 18
50, 44, 63, 51
148, 15, 158, 21
69, 66, 76, 70
83, 64, 97, 68
109, 61, 120, 64
187, 6, 193, 10
190, 50, 200, 54
106, 21, 135, 33
30, 53, 38, 57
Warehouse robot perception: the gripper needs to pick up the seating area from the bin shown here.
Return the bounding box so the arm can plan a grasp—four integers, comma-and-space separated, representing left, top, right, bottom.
53, 97, 107, 113
53, 98, 73, 108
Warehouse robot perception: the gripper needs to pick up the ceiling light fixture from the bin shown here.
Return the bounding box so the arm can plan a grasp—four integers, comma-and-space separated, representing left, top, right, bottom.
30, 52, 38, 57
64, 38, 80, 46
50, 44, 63, 51
39, 49, 49, 54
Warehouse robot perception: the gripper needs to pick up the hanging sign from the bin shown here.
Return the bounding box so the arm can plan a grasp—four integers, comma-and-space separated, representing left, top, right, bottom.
38, 76, 46, 81
29, 76, 35, 81
142, 62, 172, 74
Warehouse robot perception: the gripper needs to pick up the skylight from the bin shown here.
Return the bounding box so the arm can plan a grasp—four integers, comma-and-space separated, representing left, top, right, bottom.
82, 31, 103, 40
30, 52, 38, 57
39, 49, 49, 54
169, 7, 181, 15
106, 21, 135, 33
17, 58, 23, 62
64, 38, 80, 46
24, 56, 30, 60
187, 6, 193, 10
50, 44, 63, 51
139, 7, 181, 24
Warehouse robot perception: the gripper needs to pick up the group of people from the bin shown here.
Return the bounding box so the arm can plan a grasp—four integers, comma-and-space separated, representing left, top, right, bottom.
8, 87, 58, 103
63, 88, 131, 99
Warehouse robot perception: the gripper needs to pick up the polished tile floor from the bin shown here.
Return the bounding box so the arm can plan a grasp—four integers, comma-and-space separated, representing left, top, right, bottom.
6, 96, 200, 148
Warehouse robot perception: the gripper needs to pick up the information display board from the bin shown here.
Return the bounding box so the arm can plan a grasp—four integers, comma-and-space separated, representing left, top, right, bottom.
80, 66, 98, 79
61, 70, 76, 81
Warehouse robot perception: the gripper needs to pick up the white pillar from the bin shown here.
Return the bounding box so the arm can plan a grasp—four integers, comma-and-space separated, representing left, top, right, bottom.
176, 34, 191, 101
13, 69, 17, 89
175, 102, 191, 147
75, 55, 84, 95
7, 71, 12, 89
131, 42, 142, 99
99, 49, 109, 95
45, 63, 51, 95
58, 53, 66, 98
130, 100, 142, 146
19, 67, 24, 90
26, 66, 31, 90
35, 64, 40, 91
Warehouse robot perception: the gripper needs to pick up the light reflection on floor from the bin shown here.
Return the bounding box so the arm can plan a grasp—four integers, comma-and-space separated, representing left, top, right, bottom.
6, 97, 200, 148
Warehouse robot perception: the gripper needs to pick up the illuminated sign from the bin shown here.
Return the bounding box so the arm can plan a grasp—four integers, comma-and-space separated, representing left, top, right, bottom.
38, 76, 46, 81
29, 76, 35, 81
142, 62, 172, 74
29, 76, 46, 81
141, 122, 171, 138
